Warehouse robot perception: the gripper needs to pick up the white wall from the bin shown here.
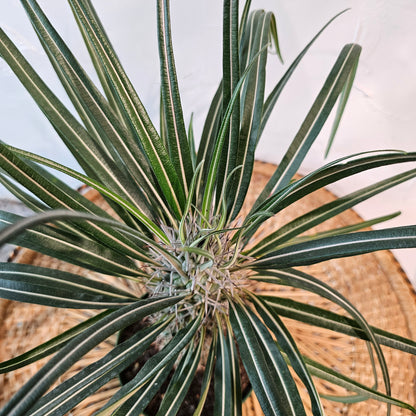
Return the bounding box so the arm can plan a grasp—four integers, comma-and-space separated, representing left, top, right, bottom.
1, 0, 415, 283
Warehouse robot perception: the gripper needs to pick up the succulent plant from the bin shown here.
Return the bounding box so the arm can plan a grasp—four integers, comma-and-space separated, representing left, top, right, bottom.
0, 0, 416, 415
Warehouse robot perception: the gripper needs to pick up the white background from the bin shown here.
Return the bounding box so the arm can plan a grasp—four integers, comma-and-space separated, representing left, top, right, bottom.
1, 1, 415, 283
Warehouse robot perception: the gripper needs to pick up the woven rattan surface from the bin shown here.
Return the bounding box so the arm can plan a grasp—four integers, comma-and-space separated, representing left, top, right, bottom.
1, 161, 416, 415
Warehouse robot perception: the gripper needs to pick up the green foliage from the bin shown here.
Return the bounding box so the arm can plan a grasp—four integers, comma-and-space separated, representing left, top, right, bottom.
0, 0, 415, 415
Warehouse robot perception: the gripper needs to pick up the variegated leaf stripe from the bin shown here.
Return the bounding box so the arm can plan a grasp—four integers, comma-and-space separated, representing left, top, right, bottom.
251, 43, 360, 216
217, 0, 240, 208
157, 0, 192, 195
0, 212, 142, 277
215, 315, 234, 416
193, 331, 218, 416
249, 168, 416, 257
156, 333, 203, 416
304, 356, 416, 413
29, 317, 173, 416
0, 145, 162, 261
0, 310, 111, 373
113, 366, 172, 416
94, 311, 202, 415
6, 145, 169, 243
75, 0, 128, 121
0, 263, 137, 309
230, 301, 302, 416
22, 0, 177, 224
69, 0, 185, 218
258, 10, 348, 147
228, 11, 270, 221
251, 270, 391, 397
0, 295, 184, 416
0, 210, 185, 279
4, 153, 155, 261
0, 29, 140, 206
201, 44, 268, 218
241, 151, 416, 243
270, 44, 361, 195
196, 83, 223, 201
236, 301, 306, 416
225, 318, 242, 416
253, 225, 416, 269
263, 295, 416, 355
324, 51, 359, 157
249, 294, 323, 415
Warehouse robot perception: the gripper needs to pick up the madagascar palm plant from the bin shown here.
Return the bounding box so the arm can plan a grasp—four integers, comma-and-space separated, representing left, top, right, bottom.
0, 0, 416, 415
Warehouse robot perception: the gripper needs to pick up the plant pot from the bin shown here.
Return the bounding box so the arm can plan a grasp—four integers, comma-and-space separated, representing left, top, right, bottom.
1, 161, 416, 415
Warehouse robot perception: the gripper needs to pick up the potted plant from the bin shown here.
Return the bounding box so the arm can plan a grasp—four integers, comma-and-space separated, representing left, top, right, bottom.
0, 0, 416, 415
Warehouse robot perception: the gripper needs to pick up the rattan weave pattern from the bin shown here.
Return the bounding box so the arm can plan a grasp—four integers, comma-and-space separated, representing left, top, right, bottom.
1, 161, 415, 415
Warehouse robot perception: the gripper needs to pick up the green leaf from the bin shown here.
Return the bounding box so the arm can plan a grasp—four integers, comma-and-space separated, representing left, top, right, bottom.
242, 151, 416, 242
252, 43, 361, 210
258, 10, 349, 147
0, 210, 142, 277
6, 144, 169, 242
249, 168, 416, 256
95, 311, 202, 415
216, 0, 240, 209
0, 28, 140, 204
201, 43, 269, 218
111, 366, 173, 416
304, 356, 416, 413
263, 295, 416, 355
156, 333, 203, 416
69, 0, 186, 218
254, 226, 416, 268
0, 310, 111, 373
21, 0, 177, 225
0, 210, 188, 278
193, 331, 217, 416
29, 317, 173, 416
228, 10, 271, 221
0, 142, 155, 261
251, 269, 391, 398
0, 262, 137, 309
157, 0, 193, 195
324, 48, 359, 157
214, 317, 242, 416
250, 294, 323, 415
230, 301, 306, 416
0, 295, 184, 416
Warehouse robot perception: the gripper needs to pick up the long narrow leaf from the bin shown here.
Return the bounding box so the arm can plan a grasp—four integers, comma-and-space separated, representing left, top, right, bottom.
251, 269, 391, 398
156, 333, 203, 416
5, 144, 168, 242
253, 43, 361, 210
0, 210, 143, 277
249, 168, 416, 256
69, 0, 186, 218
230, 300, 306, 416
241, 151, 416, 243
249, 294, 323, 415
262, 295, 416, 355
0, 262, 138, 309
304, 356, 416, 413
157, 0, 193, 195
22, 0, 177, 225
0, 295, 184, 416
0, 310, 111, 373
29, 317, 173, 416
228, 11, 271, 221
0, 28, 140, 204
216, 0, 240, 208
254, 226, 416, 269
95, 311, 202, 415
